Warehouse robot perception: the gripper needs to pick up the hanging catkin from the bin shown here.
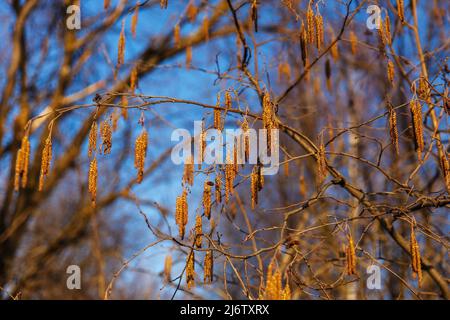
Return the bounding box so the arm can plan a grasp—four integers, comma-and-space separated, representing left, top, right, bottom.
346, 234, 356, 275
195, 214, 203, 248
88, 121, 97, 158
176, 188, 188, 239
410, 100, 424, 160
183, 156, 194, 186
186, 251, 195, 289
39, 135, 52, 191
14, 134, 30, 191
88, 157, 98, 207
164, 254, 172, 282
204, 250, 213, 284
388, 104, 399, 155
203, 180, 212, 219
117, 20, 125, 66
131, 2, 139, 38
410, 223, 422, 286
134, 129, 148, 183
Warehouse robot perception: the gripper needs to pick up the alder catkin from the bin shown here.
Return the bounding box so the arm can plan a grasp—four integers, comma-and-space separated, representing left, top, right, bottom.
397, 0, 405, 22
251, 167, 258, 210
104, 0, 110, 10
203, 180, 212, 219
134, 129, 148, 183
410, 100, 424, 160
300, 22, 308, 67
440, 153, 450, 192
88, 121, 97, 159
186, 45, 192, 68
100, 119, 112, 154
39, 135, 52, 191
410, 224, 422, 286
389, 105, 399, 155
130, 65, 138, 93
117, 21, 125, 66
317, 140, 327, 182
131, 2, 139, 38
315, 10, 324, 51
387, 59, 395, 85
346, 235, 356, 275
14, 134, 30, 191
195, 214, 203, 248
88, 157, 98, 207
215, 173, 222, 204
164, 254, 172, 282
214, 93, 222, 131
384, 14, 391, 46
160, 0, 168, 9
306, 4, 315, 45
186, 251, 195, 289
176, 188, 188, 239
204, 250, 213, 284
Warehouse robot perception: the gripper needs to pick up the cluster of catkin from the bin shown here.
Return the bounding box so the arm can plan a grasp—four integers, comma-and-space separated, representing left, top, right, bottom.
410, 224, 422, 286
300, 2, 324, 67
260, 261, 291, 300
345, 235, 357, 275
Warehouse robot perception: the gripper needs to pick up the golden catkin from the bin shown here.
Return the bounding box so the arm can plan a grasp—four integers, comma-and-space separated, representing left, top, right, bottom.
328, 26, 339, 61
215, 174, 222, 204
384, 14, 392, 46
204, 250, 213, 284
134, 129, 148, 183
183, 156, 194, 186
186, 251, 195, 289
174, 24, 181, 48
225, 90, 232, 110
389, 106, 399, 155
300, 22, 308, 67
160, 0, 168, 9
241, 117, 250, 161
39, 135, 52, 191
346, 235, 356, 275
410, 100, 424, 160
397, 0, 405, 22
281, 282, 291, 300
349, 31, 357, 55
88, 157, 98, 207
378, 19, 386, 52
250, 167, 259, 210
104, 0, 110, 10
315, 11, 324, 51
262, 91, 277, 150
131, 3, 139, 38
410, 224, 422, 286
185, 45, 192, 68
225, 152, 235, 203
130, 66, 138, 93
418, 76, 430, 103
117, 21, 125, 66
14, 135, 30, 191
164, 254, 172, 282
440, 153, 450, 192
203, 180, 212, 219
195, 214, 203, 248
88, 121, 97, 159
176, 189, 188, 239
214, 93, 222, 130
264, 261, 284, 300
387, 59, 395, 85
100, 119, 112, 154
306, 5, 315, 45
